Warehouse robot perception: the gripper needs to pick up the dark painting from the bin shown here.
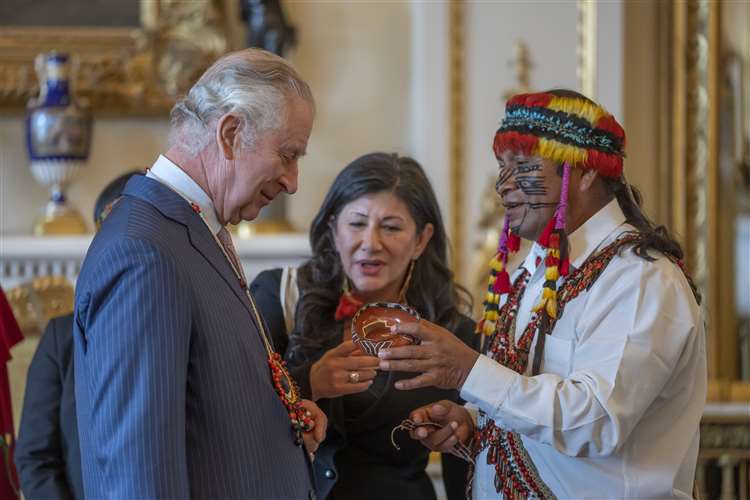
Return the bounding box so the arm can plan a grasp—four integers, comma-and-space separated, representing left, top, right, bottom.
0, 0, 140, 28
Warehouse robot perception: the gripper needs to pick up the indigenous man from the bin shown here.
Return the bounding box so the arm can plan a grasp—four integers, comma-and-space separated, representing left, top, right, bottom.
380, 90, 706, 498
73, 49, 325, 498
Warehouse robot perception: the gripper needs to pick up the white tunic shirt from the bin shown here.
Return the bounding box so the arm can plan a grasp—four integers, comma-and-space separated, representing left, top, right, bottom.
461, 200, 707, 499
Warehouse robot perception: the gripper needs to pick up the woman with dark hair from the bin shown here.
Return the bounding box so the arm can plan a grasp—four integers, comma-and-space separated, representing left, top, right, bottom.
250, 152, 476, 500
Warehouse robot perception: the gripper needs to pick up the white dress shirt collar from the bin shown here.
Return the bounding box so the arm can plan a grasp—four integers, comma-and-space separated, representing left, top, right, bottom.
519, 242, 547, 276
520, 198, 628, 277
146, 155, 223, 235
566, 198, 628, 269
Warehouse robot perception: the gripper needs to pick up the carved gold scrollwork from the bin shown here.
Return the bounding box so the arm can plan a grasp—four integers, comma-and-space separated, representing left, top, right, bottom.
673, 0, 723, 384
577, 0, 597, 99
5, 276, 74, 337
0, 0, 229, 115
449, 0, 465, 277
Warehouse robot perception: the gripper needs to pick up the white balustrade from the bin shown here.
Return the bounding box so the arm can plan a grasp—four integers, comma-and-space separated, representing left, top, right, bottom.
0, 234, 312, 290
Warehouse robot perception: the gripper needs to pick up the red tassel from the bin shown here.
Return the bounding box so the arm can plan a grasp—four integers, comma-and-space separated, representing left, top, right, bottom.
537, 217, 556, 247
507, 233, 521, 252
544, 255, 560, 267
493, 271, 511, 294
560, 257, 570, 277
549, 232, 560, 249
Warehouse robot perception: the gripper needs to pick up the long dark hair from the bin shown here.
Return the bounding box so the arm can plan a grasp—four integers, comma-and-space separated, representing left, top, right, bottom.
295, 152, 472, 342
604, 179, 684, 261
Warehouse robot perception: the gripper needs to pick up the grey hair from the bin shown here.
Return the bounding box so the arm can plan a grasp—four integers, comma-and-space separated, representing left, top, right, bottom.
169, 48, 314, 155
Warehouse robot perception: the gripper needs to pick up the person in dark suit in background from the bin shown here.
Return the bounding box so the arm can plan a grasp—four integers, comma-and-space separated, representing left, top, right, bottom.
15, 170, 138, 500
251, 153, 478, 500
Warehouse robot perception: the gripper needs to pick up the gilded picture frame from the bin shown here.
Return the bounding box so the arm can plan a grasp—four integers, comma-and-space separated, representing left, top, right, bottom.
0, 0, 234, 116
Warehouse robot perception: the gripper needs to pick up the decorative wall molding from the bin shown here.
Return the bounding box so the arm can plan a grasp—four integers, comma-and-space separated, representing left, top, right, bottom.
672, 0, 723, 380
0, 233, 311, 290
449, 0, 465, 276
577, 0, 597, 98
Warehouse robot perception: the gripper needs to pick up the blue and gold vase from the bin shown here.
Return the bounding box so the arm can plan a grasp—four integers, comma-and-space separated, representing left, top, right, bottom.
26, 52, 92, 235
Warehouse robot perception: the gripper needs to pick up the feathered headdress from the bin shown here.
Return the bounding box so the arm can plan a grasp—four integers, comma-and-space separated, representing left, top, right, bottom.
477, 90, 626, 336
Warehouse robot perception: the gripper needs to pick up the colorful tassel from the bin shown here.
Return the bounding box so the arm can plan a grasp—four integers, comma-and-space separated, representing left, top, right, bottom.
507, 232, 521, 252
532, 162, 572, 320
477, 214, 518, 336
556, 162, 571, 277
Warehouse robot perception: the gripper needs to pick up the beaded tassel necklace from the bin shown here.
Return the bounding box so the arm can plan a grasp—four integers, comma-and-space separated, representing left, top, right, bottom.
151, 176, 314, 444
470, 233, 644, 500
200, 210, 313, 443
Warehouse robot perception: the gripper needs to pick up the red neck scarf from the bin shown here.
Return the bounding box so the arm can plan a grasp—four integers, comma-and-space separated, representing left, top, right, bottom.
334, 292, 364, 321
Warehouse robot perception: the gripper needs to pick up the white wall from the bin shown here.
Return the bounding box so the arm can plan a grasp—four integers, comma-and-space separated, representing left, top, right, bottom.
285, 0, 413, 232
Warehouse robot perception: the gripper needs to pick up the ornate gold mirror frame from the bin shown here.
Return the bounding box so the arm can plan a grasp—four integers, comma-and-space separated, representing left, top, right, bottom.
672, 0, 750, 401
672, 0, 721, 385
0, 0, 231, 115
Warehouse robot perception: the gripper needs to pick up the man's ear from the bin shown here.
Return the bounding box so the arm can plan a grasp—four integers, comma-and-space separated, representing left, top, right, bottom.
579, 169, 599, 192
216, 113, 242, 160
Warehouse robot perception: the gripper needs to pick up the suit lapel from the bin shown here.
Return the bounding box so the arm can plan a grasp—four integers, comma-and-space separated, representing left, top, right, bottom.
122, 176, 259, 329
186, 223, 257, 322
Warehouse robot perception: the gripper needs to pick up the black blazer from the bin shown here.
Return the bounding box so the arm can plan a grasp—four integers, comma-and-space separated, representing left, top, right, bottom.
15, 314, 83, 500
251, 268, 478, 500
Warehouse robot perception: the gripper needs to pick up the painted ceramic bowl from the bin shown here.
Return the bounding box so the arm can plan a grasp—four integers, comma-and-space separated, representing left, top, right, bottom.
351, 302, 421, 356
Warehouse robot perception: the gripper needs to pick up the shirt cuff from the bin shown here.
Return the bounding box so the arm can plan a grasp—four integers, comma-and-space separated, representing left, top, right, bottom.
460, 354, 519, 416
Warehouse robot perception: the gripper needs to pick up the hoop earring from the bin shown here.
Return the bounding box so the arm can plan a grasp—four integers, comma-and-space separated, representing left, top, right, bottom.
397, 259, 416, 304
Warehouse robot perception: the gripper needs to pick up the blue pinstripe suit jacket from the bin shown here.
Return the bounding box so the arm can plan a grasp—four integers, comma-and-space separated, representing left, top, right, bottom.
73, 175, 314, 499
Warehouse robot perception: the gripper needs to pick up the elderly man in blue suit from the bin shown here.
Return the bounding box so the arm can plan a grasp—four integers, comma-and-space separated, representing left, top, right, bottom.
73, 48, 325, 499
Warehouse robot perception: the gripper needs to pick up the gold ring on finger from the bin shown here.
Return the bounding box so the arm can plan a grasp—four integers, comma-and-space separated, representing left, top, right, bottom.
348, 371, 360, 384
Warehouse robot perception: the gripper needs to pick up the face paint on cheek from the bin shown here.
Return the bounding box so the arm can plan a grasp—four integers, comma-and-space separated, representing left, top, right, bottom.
496, 169, 513, 193
516, 176, 548, 196
526, 201, 559, 209
515, 163, 543, 174
510, 204, 530, 233
496, 160, 546, 195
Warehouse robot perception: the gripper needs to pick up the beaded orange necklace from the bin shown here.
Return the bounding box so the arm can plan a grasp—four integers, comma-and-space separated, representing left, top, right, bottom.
146, 167, 314, 443
210, 226, 312, 443
180, 197, 313, 445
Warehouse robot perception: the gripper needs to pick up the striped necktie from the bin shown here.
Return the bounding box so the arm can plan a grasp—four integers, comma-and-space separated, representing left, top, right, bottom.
216, 227, 247, 288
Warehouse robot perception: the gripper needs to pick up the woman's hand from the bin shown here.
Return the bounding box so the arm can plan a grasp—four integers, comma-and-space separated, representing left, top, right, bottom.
298, 399, 327, 456
408, 400, 474, 454
378, 319, 480, 391
309, 341, 380, 400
